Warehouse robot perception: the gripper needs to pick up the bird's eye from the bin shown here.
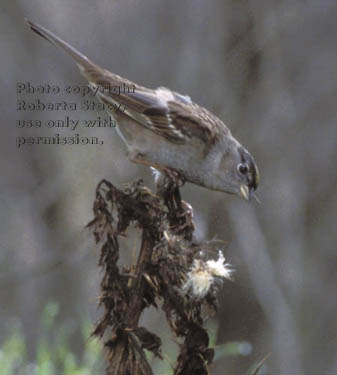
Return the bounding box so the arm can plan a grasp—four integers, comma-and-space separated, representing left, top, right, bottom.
238, 163, 248, 175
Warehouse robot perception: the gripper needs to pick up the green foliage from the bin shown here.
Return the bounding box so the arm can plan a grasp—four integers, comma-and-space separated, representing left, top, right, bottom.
0, 306, 263, 375
206, 319, 253, 362
0, 302, 103, 375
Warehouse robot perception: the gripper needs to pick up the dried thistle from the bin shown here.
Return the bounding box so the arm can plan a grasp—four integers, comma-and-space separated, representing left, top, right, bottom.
86, 178, 232, 374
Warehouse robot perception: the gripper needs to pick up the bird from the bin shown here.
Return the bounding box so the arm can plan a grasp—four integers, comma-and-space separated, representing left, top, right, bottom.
26, 19, 259, 201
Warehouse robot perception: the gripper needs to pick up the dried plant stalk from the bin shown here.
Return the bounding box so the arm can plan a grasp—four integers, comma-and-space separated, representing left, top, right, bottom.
87, 178, 231, 374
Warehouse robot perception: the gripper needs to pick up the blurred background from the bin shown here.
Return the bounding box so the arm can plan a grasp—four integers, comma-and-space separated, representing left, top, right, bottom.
1, 0, 336, 374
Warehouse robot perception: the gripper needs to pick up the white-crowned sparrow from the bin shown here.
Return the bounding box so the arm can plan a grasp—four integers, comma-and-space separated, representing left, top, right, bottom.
26, 19, 259, 200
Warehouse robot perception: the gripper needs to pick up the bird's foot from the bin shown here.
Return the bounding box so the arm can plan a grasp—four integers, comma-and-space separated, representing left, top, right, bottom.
161, 167, 185, 187
153, 167, 185, 196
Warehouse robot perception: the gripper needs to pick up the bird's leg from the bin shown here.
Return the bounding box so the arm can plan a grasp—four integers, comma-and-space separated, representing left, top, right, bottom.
128, 149, 185, 188
128, 149, 162, 170
127, 149, 193, 238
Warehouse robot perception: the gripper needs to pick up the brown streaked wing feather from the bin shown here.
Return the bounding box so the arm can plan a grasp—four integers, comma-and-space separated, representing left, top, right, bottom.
26, 20, 228, 145
93, 77, 230, 144
164, 100, 230, 144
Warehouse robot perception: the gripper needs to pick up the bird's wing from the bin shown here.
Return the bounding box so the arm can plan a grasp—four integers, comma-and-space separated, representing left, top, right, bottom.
26, 19, 230, 144
97, 85, 231, 144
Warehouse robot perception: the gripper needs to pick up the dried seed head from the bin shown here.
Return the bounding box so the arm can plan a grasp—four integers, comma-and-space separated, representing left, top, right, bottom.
182, 251, 232, 298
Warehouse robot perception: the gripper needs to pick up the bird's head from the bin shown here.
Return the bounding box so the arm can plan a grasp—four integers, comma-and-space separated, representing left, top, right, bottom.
214, 140, 259, 201
236, 146, 259, 201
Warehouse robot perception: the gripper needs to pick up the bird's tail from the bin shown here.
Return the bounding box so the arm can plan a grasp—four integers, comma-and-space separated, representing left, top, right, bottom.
25, 19, 160, 127
25, 18, 104, 75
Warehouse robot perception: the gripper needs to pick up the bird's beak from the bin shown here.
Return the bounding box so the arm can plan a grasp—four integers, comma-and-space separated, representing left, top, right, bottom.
240, 185, 250, 200
240, 185, 260, 202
